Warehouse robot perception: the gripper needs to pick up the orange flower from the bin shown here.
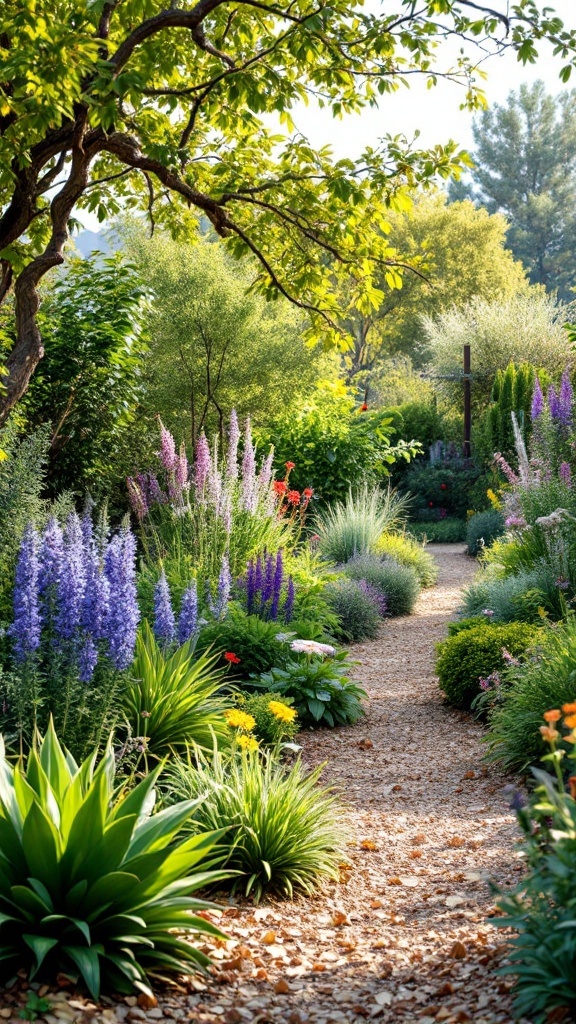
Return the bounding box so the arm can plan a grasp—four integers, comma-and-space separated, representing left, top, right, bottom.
565, 714, 576, 729
540, 725, 559, 742
273, 480, 287, 495
563, 703, 576, 713
569, 777, 576, 800
543, 709, 562, 723
287, 489, 301, 505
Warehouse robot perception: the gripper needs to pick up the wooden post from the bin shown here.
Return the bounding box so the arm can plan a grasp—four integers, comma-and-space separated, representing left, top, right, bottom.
463, 344, 471, 458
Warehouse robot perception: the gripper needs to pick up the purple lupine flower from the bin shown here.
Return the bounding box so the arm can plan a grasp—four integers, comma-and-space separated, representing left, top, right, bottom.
104, 527, 140, 670
127, 477, 148, 521
81, 515, 109, 641
254, 552, 264, 597
148, 474, 165, 506
559, 370, 573, 426
38, 517, 64, 626
194, 433, 212, 493
55, 513, 86, 641
548, 385, 561, 420
531, 377, 544, 421
79, 636, 99, 683
494, 453, 519, 485
178, 580, 199, 645
9, 524, 41, 661
158, 419, 178, 472
242, 418, 257, 512
226, 409, 241, 479
262, 552, 275, 605
154, 572, 176, 645
246, 558, 256, 615
175, 442, 189, 489
560, 461, 572, 487
207, 443, 223, 508
283, 575, 295, 623
214, 554, 232, 620
270, 550, 284, 620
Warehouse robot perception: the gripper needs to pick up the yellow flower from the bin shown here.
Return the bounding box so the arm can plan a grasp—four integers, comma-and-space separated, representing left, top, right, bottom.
237, 734, 259, 752
225, 709, 256, 732
486, 488, 502, 510
268, 700, 297, 723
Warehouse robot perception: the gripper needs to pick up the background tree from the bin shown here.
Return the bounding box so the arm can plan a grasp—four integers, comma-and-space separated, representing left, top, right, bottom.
450, 81, 576, 300
342, 192, 527, 380
1, 0, 575, 419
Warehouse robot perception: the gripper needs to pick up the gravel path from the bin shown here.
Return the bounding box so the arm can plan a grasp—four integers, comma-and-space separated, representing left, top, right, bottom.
3, 545, 529, 1024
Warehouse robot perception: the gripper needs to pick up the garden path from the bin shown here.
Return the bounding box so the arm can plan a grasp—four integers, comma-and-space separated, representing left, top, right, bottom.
172, 543, 529, 1024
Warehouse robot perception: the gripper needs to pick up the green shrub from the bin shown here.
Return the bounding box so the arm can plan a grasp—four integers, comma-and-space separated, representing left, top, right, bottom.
447, 616, 487, 635
259, 651, 366, 727
397, 400, 445, 449
316, 485, 410, 564
122, 622, 230, 757
0, 721, 227, 998
324, 578, 382, 641
194, 613, 289, 678
487, 619, 576, 772
407, 518, 467, 543
236, 691, 299, 744
436, 621, 541, 708
461, 565, 562, 623
376, 531, 438, 587
343, 552, 420, 616
401, 456, 483, 519
466, 510, 505, 556
165, 746, 345, 902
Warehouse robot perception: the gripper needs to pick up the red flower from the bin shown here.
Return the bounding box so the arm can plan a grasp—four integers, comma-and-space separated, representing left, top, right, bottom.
428, 501, 434, 507
440, 483, 447, 490
360, 402, 368, 412
273, 480, 287, 495
303, 487, 314, 498
285, 461, 296, 471
287, 489, 301, 505
224, 652, 241, 664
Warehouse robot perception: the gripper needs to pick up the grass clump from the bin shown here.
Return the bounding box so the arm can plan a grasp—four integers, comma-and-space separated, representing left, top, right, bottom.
316, 485, 410, 564
324, 578, 382, 642
343, 552, 420, 617
376, 532, 438, 587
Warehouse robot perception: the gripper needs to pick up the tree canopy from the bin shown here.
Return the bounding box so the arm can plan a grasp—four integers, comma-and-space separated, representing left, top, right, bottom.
2, 0, 576, 419
450, 81, 576, 300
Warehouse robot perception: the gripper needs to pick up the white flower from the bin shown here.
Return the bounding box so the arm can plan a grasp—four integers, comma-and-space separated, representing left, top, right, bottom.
275, 632, 296, 643
290, 639, 336, 657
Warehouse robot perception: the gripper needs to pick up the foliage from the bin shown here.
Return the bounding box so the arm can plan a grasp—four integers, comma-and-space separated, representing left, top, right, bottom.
194, 613, 290, 679
407, 518, 467, 543
486, 618, 576, 772
423, 293, 575, 409
259, 650, 366, 727
343, 553, 420, 617
461, 564, 563, 623
262, 381, 419, 504
476, 361, 537, 465
324, 578, 382, 642
435, 620, 540, 708
375, 532, 438, 587
165, 746, 345, 902
0, 721, 228, 998
402, 456, 485, 520
355, 355, 434, 409
235, 692, 299, 745
122, 623, 230, 759
317, 485, 410, 564
24, 254, 148, 499
451, 81, 576, 302
466, 510, 506, 557
395, 399, 445, 450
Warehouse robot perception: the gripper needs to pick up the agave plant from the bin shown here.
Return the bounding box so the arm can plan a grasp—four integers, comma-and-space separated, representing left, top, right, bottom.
122, 621, 230, 756
0, 721, 229, 998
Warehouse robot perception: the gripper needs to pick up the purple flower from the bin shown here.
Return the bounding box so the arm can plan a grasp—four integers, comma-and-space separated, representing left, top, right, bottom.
262, 552, 275, 605
259, 449, 274, 490
178, 580, 199, 645
226, 410, 241, 479
79, 636, 99, 684
154, 572, 176, 645
358, 579, 387, 616
55, 513, 86, 641
283, 575, 295, 623
147, 474, 165, 506
158, 419, 178, 472
81, 515, 109, 641
493, 453, 519, 485
483, 608, 494, 617
213, 554, 231, 620
505, 515, 527, 529
501, 647, 520, 666
104, 527, 140, 670
194, 433, 212, 493
531, 377, 544, 421
556, 576, 570, 591
127, 477, 148, 521
548, 385, 561, 420
246, 558, 257, 616
242, 419, 257, 512
9, 524, 41, 662
38, 518, 64, 626
559, 370, 573, 426
270, 550, 284, 620
175, 442, 189, 490
560, 462, 572, 487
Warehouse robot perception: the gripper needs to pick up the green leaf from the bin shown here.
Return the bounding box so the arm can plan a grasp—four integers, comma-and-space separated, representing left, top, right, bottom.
23, 934, 59, 974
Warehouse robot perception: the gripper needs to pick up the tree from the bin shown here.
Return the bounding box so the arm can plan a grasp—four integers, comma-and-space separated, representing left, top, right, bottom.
1, 0, 576, 421
342, 192, 528, 378
121, 226, 324, 446
450, 81, 576, 300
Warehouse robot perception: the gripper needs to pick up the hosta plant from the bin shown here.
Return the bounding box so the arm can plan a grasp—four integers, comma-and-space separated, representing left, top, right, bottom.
0, 721, 228, 998
258, 651, 366, 726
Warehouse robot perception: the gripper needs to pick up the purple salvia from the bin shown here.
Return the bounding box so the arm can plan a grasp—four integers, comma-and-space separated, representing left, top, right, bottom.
254, 553, 264, 597
104, 527, 140, 670
38, 517, 64, 626
246, 558, 256, 616
55, 513, 86, 641
531, 377, 544, 421
283, 576, 295, 623
262, 552, 275, 605
79, 636, 99, 684
241, 418, 257, 512
226, 409, 241, 479
194, 433, 212, 493
147, 474, 165, 506
127, 477, 148, 521
154, 571, 176, 645
81, 514, 109, 641
560, 461, 572, 487
158, 418, 178, 472
214, 554, 232, 620
178, 580, 199, 645
548, 385, 561, 420
9, 524, 41, 662
270, 549, 284, 620
559, 369, 573, 426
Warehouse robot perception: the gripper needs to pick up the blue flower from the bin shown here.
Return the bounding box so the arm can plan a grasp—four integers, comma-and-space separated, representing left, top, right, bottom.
104, 526, 139, 670
178, 580, 199, 645
154, 571, 175, 645
9, 524, 41, 662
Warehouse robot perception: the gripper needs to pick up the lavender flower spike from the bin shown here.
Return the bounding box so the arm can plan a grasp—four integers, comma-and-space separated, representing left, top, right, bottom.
9, 524, 41, 661
531, 377, 544, 421
154, 571, 176, 645
548, 385, 561, 420
242, 418, 257, 512
178, 580, 199, 645
38, 517, 64, 626
194, 433, 212, 493
226, 409, 241, 479
283, 576, 295, 623
55, 512, 86, 641
559, 369, 573, 426
560, 461, 572, 487
158, 418, 178, 472
214, 554, 232, 620
104, 526, 140, 670
81, 513, 110, 641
